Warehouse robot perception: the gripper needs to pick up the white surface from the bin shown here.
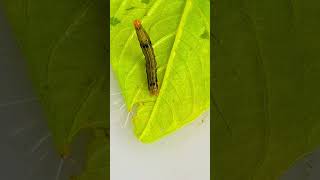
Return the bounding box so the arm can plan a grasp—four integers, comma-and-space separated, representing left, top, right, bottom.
110, 69, 210, 180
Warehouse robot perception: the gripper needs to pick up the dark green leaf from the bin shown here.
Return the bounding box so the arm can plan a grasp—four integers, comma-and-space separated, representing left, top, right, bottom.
72, 130, 107, 180
213, 0, 320, 179
1, 1, 108, 179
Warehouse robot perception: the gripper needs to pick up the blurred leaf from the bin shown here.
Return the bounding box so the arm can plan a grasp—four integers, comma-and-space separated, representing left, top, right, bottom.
212, 0, 320, 179
1, 0, 108, 179
1, 0, 107, 160
73, 130, 107, 180
110, 0, 210, 143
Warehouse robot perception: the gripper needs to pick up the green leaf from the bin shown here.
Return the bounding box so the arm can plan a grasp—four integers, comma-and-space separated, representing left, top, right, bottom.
110, 0, 210, 143
72, 130, 107, 180
213, 0, 320, 179
1, 0, 107, 158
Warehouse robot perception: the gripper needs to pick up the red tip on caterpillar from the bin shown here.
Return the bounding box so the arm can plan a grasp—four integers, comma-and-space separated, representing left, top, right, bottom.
133, 19, 142, 29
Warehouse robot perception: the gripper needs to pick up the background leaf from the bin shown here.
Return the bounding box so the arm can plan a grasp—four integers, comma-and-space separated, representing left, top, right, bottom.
110, 0, 210, 143
72, 130, 107, 180
212, 0, 320, 179
1, 0, 108, 179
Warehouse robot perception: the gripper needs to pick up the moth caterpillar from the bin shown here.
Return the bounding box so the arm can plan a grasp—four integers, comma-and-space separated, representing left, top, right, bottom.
133, 19, 159, 96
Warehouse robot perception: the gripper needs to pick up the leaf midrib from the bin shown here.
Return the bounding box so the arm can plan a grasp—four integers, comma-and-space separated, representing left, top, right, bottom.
139, 0, 193, 140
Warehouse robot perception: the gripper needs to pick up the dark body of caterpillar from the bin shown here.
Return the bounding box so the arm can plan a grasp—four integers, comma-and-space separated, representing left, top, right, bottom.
133, 19, 159, 96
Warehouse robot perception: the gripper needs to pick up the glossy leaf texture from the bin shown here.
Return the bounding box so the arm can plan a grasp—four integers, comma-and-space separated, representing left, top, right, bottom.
1, 0, 108, 179
212, 0, 320, 179
111, 0, 210, 143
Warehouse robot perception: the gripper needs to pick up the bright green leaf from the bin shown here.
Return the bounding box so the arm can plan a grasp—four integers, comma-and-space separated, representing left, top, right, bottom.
110, 0, 210, 143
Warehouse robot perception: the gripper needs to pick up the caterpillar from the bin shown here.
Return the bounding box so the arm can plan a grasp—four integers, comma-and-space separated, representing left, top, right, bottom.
133, 19, 159, 96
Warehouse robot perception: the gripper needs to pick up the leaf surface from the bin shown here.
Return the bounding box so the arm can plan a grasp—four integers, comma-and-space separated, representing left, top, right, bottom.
1, 0, 108, 179
212, 0, 320, 179
110, 0, 210, 143
73, 130, 107, 180
1, 0, 108, 155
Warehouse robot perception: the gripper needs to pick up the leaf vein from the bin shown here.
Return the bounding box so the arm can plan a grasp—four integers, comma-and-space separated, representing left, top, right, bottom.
46, 0, 92, 85
139, 0, 193, 140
